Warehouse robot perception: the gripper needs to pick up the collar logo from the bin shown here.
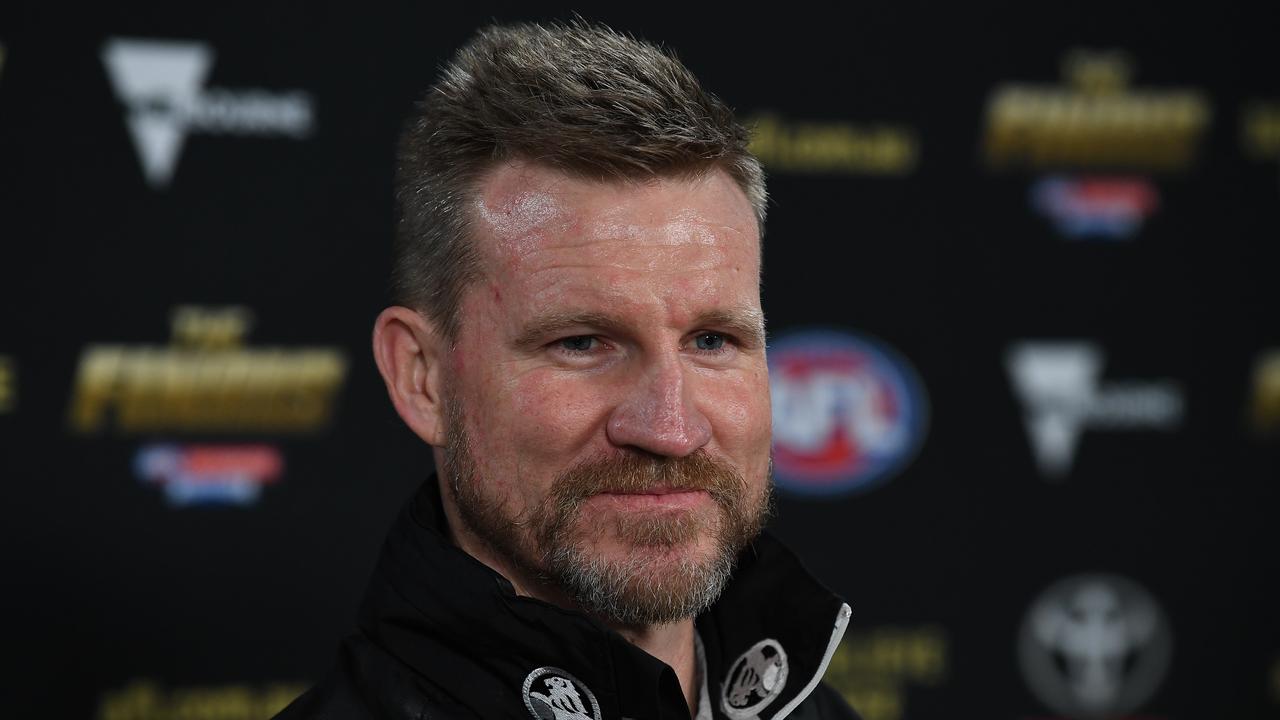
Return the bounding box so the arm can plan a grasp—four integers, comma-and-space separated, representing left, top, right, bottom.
721, 639, 789, 719
523, 667, 600, 720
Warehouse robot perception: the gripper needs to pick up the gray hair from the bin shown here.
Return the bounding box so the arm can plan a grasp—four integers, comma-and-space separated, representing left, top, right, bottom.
392, 19, 767, 339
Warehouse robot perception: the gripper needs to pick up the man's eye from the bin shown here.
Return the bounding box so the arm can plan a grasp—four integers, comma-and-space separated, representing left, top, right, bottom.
558, 336, 597, 353
694, 333, 727, 351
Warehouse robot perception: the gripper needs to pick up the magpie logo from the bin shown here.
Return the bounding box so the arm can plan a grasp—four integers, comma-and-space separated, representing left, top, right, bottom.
1019, 573, 1172, 719
522, 667, 600, 720
101, 38, 314, 188
1006, 342, 1183, 478
721, 639, 789, 719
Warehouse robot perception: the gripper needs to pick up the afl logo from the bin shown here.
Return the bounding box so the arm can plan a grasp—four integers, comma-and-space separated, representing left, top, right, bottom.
769, 329, 928, 496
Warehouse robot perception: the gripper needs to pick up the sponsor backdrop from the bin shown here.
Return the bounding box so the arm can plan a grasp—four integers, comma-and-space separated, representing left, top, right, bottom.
3, 6, 1277, 719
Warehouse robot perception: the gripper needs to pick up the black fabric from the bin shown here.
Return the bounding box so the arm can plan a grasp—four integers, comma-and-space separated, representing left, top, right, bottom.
276, 478, 861, 720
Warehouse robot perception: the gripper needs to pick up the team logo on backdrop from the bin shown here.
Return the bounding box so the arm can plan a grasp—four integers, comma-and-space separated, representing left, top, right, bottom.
1242, 101, 1280, 195
769, 329, 928, 496
1019, 573, 1172, 719
135, 443, 283, 506
101, 37, 314, 188
99, 678, 306, 720
68, 305, 347, 434
1242, 101, 1280, 161
1005, 342, 1183, 478
1030, 176, 1159, 240
522, 667, 600, 720
722, 639, 789, 718
984, 49, 1211, 172
824, 625, 948, 720
747, 113, 919, 175
1271, 655, 1280, 704
1252, 350, 1280, 435
0, 355, 14, 414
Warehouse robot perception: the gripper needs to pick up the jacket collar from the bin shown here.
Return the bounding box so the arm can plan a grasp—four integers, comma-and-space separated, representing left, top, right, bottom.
358, 478, 850, 720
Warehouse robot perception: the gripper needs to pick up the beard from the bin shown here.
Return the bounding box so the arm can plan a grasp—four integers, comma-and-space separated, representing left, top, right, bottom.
441, 398, 772, 627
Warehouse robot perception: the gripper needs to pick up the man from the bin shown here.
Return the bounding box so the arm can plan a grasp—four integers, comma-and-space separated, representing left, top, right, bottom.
278, 20, 857, 720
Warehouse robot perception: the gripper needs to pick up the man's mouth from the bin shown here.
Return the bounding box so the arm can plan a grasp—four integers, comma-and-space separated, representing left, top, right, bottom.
590, 487, 711, 510
605, 485, 700, 495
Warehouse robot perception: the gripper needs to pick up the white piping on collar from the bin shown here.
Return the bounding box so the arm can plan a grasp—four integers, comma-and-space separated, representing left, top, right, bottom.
695, 631, 713, 720
770, 603, 852, 720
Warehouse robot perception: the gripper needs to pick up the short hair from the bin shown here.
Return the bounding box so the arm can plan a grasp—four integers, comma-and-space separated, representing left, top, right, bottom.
392, 19, 767, 340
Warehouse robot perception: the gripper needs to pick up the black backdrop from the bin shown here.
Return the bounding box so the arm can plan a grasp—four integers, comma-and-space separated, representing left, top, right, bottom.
3, 5, 1278, 719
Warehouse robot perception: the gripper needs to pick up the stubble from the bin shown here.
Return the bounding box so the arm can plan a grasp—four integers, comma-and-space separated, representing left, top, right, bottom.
441, 395, 772, 626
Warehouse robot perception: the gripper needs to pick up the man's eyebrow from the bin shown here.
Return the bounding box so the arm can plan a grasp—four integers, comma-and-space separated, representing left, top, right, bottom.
694, 308, 766, 350
512, 308, 767, 351
512, 311, 624, 351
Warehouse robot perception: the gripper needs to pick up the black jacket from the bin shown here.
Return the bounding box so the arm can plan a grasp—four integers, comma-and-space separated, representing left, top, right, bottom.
277, 479, 860, 720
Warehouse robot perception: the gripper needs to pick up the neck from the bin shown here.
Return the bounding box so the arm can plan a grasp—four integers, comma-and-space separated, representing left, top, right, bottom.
442, 492, 701, 716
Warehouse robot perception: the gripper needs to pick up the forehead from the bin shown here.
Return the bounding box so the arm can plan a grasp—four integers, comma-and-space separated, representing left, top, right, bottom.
470, 160, 760, 281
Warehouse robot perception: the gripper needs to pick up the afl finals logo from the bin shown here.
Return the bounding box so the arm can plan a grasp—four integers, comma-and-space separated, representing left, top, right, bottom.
769, 329, 928, 496
1019, 574, 1172, 719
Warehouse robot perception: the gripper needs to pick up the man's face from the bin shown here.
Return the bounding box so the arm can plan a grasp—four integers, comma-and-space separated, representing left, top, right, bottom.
439, 160, 772, 626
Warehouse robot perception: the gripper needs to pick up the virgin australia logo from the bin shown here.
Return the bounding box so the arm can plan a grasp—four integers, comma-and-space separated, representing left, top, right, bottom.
1005, 342, 1183, 478
101, 38, 314, 188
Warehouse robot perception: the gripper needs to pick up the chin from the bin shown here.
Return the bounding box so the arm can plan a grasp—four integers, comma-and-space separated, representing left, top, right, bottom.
603, 531, 720, 566
550, 535, 736, 626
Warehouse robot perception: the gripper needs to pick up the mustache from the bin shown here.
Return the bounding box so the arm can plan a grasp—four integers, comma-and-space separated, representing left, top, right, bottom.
524, 449, 754, 556
544, 449, 748, 509
516, 449, 750, 542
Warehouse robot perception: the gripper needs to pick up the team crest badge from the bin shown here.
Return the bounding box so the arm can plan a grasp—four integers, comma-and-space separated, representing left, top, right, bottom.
721, 639, 789, 718
523, 667, 601, 720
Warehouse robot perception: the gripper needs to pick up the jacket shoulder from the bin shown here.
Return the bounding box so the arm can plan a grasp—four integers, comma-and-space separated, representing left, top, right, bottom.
272, 633, 451, 720
786, 681, 862, 720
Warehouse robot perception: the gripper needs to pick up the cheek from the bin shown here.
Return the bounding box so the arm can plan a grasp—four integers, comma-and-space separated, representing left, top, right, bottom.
504, 373, 612, 457
704, 369, 773, 453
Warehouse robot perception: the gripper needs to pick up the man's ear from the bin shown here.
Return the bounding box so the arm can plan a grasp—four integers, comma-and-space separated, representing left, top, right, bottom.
372, 306, 447, 447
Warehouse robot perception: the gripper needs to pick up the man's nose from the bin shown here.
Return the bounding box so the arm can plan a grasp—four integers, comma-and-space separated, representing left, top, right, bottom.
606, 352, 712, 457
